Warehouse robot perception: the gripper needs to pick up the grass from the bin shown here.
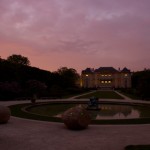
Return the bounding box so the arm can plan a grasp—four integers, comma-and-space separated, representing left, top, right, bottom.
76, 90, 124, 99
27, 103, 76, 116
9, 101, 150, 125
9, 103, 62, 122
117, 88, 141, 100
118, 91, 140, 100
125, 145, 150, 150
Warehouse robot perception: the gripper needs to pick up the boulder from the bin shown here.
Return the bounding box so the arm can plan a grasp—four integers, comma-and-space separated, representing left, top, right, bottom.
62, 105, 91, 130
0, 105, 11, 123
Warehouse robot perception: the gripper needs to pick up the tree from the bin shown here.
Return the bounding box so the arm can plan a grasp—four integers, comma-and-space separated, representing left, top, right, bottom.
49, 85, 64, 98
57, 67, 80, 88
7, 54, 30, 66
0, 81, 21, 100
137, 72, 150, 100
132, 70, 150, 100
26, 80, 47, 94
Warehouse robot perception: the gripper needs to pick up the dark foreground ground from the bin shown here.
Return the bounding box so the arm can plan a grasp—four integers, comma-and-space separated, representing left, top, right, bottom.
0, 97, 150, 150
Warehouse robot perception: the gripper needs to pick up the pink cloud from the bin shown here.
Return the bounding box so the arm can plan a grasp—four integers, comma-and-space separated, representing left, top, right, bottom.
0, 0, 150, 73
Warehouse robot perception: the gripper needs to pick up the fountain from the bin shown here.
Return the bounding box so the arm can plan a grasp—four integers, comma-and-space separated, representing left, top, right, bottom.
87, 97, 100, 110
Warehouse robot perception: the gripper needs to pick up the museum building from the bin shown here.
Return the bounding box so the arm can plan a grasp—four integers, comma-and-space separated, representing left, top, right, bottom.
81, 67, 131, 89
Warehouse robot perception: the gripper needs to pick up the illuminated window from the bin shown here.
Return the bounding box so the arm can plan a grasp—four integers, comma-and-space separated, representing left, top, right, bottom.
108, 81, 111, 83
86, 74, 89, 77
105, 75, 107, 76
108, 74, 111, 76
125, 74, 128, 77
105, 81, 108, 83
101, 81, 104, 83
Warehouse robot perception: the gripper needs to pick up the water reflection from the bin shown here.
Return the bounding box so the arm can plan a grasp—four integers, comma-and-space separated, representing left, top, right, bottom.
44, 103, 150, 120
89, 104, 141, 120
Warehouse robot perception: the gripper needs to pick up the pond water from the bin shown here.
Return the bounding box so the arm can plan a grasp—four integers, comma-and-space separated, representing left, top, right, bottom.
88, 104, 149, 120
27, 103, 150, 120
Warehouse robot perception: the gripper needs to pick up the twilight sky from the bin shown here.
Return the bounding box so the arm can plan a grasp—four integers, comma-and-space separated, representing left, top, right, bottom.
0, 0, 150, 73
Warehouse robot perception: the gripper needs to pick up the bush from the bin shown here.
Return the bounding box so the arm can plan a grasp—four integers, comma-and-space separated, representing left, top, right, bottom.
0, 82, 21, 100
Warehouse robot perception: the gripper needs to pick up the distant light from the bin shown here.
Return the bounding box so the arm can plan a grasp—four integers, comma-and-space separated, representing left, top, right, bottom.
86, 74, 89, 76
125, 74, 128, 76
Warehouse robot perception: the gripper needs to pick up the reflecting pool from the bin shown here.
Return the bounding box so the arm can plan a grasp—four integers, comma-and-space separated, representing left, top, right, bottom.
88, 104, 147, 120
27, 103, 150, 120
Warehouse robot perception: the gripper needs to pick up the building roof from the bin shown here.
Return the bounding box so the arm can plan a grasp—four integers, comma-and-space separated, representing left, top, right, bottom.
121, 67, 130, 73
82, 68, 94, 74
82, 67, 131, 74
95, 67, 119, 73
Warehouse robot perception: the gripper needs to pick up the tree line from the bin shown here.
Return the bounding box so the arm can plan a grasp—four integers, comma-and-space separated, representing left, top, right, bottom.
120, 69, 150, 100
0, 54, 82, 100
131, 69, 150, 100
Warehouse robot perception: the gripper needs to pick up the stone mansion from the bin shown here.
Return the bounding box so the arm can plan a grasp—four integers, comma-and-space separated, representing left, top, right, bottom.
81, 67, 131, 89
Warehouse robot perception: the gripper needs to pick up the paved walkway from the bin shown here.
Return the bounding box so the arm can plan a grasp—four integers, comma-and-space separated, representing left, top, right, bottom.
1, 117, 150, 150
68, 90, 97, 99
0, 92, 150, 150
114, 91, 132, 100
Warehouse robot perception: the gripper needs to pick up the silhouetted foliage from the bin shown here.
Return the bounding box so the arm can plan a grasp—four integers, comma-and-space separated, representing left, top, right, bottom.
57, 67, 80, 88
0, 82, 21, 100
0, 58, 81, 100
49, 85, 64, 98
26, 80, 47, 98
132, 70, 150, 100
7, 54, 30, 66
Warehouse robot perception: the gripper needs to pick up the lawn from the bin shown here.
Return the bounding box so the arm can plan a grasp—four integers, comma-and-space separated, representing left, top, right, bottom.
9, 103, 62, 122
118, 91, 140, 100
27, 103, 76, 116
76, 90, 124, 99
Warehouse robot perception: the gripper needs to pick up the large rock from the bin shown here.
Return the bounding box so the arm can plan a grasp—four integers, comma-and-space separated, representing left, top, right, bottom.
62, 105, 91, 130
0, 105, 11, 123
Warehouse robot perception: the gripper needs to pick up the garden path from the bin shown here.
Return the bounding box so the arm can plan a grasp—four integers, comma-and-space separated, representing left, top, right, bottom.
0, 96, 150, 150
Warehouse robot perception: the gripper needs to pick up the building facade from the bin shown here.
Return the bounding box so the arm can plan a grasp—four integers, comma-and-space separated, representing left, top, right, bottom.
81, 67, 131, 89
